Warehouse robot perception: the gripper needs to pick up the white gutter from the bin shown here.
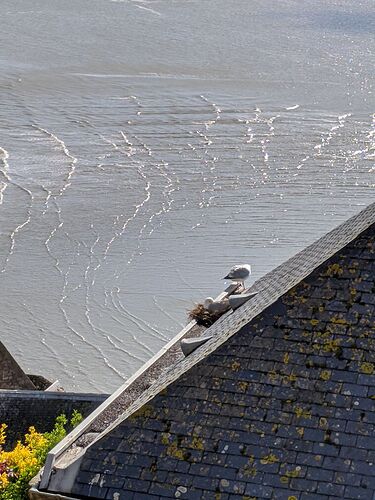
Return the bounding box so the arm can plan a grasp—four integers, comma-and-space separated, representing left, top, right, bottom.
29, 486, 76, 500
39, 321, 196, 488
39, 284, 238, 490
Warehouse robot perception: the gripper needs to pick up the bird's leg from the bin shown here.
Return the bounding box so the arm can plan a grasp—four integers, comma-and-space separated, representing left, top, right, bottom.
235, 280, 243, 292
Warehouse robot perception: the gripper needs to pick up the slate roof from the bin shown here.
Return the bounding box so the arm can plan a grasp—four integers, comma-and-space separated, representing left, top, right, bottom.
40, 202, 375, 500
76, 202, 375, 438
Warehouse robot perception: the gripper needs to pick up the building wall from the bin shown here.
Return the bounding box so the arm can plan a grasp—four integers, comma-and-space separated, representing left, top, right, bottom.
72, 224, 375, 500
0, 391, 107, 449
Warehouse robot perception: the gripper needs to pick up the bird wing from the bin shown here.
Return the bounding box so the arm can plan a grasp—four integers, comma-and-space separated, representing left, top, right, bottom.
224, 265, 250, 279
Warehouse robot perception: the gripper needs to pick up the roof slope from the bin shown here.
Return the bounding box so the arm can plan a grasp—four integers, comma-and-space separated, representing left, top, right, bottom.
69, 219, 375, 499
41, 204, 375, 499
78, 202, 375, 438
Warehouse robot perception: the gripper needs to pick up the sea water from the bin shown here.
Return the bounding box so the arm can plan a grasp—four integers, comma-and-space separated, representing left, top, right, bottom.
0, 0, 373, 391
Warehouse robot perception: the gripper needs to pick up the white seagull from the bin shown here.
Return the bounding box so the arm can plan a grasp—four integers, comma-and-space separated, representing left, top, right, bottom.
223, 264, 251, 288
204, 296, 230, 314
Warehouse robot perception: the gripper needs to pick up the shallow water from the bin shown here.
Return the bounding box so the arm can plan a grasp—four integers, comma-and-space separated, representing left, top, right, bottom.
0, 0, 374, 391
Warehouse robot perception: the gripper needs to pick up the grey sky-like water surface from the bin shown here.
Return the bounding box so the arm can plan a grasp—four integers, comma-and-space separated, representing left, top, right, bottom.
0, 0, 374, 391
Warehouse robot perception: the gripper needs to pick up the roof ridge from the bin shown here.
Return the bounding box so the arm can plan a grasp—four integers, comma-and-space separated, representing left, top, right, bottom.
250, 203, 375, 295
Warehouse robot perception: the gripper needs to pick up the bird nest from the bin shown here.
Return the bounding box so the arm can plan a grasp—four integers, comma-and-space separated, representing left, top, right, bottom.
188, 303, 223, 327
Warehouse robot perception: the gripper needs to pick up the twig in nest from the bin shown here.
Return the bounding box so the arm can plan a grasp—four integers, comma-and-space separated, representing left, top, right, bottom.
188, 303, 222, 327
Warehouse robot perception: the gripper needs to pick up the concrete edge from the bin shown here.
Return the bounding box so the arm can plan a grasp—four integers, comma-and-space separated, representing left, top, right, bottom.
45, 381, 63, 392
0, 390, 107, 400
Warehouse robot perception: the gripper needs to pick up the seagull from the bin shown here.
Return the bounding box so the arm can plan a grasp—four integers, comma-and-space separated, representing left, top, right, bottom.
223, 264, 251, 288
204, 296, 230, 314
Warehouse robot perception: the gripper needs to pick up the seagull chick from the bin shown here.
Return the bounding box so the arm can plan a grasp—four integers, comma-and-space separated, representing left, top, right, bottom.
223, 264, 251, 288
204, 296, 230, 314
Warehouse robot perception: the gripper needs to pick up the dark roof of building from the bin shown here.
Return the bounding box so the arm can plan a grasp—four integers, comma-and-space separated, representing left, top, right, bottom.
38, 201, 375, 499
84, 202, 375, 438
66, 212, 375, 500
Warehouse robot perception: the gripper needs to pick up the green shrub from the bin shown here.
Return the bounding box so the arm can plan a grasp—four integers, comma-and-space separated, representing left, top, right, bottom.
0, 410, 83, 500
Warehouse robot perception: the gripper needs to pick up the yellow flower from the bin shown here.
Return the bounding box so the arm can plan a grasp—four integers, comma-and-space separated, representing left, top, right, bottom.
0, 424, 7, 446
0, 411, 82, 496
0, 471, 9, 489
